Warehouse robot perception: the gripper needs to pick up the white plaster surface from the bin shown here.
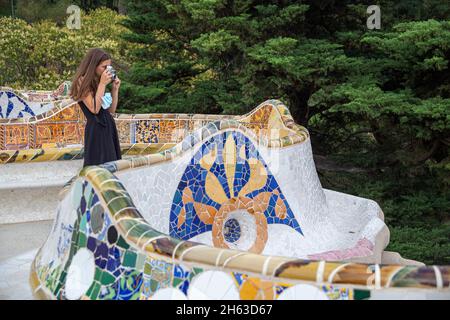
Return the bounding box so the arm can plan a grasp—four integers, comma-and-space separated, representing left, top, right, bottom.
0, 220, 53, 300
277, 284, 329, 300
0, 249, 36, 300
116, 145, 196, 235
65, 248, 95, 300
117, 132, 390, 262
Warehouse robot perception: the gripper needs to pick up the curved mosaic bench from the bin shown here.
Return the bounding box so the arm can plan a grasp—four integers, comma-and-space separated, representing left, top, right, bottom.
0, 83, 234, 164
30, 100, 450, 300
0, 84, 270, 223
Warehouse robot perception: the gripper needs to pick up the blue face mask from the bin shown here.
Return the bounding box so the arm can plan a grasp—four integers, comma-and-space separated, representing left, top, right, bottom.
101, 92, 112, 109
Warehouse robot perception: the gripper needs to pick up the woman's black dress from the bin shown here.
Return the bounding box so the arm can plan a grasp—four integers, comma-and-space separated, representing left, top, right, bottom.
78, 100, 122, 167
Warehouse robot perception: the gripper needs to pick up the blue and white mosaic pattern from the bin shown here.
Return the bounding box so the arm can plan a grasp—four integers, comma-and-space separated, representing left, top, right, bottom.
0, 91, 35, 118
169, 130, 303, 242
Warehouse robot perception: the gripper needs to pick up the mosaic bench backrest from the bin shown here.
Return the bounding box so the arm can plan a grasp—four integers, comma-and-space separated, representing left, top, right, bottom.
0, 85, 306, 163
31, 100, 450, 300
0, 82, 70, 119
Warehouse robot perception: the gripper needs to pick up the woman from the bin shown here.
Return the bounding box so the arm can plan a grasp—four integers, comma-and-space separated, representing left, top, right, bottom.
70, 48, 122, 167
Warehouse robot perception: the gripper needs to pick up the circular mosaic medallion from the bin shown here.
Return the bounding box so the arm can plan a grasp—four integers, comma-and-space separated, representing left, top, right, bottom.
212, 196, 267, 253
223, 218, 241, 243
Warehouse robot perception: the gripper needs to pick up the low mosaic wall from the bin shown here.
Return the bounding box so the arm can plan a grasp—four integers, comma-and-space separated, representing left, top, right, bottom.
1, 84, 290, 164
30, 100, 450, 300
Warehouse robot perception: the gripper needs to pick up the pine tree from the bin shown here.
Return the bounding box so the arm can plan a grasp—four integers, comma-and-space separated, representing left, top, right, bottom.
121, 1, 449, 167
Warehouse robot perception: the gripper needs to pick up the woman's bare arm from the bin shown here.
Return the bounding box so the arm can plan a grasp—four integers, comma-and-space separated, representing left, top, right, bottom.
81, 83, 106, 115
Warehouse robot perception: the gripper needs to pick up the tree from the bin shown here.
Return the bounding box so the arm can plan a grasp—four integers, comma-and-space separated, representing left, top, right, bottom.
0, 8, 136, 89
121, 1, 450, 264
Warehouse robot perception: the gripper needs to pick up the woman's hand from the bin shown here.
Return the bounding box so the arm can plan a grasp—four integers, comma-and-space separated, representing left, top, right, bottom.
112, 76, 121, 93
109, 76, 120, 114
100, 69, 113, 86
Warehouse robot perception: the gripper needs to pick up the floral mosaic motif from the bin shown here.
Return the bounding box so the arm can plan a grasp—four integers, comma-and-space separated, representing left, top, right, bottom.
169, 130, 302, 253
0, 91, 35, 118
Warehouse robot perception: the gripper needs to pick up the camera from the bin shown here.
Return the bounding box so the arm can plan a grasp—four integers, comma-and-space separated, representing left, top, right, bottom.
106, 65, 117, 80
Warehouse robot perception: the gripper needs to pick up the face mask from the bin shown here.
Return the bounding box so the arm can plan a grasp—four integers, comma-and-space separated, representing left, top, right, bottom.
101, 92, 112, 109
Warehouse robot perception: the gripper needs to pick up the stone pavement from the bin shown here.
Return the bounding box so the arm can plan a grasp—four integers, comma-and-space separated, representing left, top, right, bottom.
0, 220, 53, 300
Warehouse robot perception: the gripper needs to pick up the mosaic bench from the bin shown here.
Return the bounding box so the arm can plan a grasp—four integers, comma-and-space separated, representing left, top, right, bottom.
26, 97, 450, 300
1, 83, 241, 163
0, 84, 279, 223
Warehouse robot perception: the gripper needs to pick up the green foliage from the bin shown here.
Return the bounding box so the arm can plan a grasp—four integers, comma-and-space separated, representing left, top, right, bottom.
75, 0, 122, 12
13, 0, 73, 24
0, 8, 137, 89
0, 0, 124, 21
120, 2, 449, 263
387, 225, 450, 265
320, 169, 450, 264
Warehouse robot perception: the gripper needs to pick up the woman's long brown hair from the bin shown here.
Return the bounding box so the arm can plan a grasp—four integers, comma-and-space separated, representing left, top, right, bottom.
70, 48, 112, 101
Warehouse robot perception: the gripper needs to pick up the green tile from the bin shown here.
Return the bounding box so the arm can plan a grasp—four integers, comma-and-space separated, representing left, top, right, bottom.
60, 270, 67, 283
127, 223, 152, 239
79, 215, 87, 233
354, 289, 371, 300
117, 236, 130, 250
77, 232, 87, 247
108, 197, 133, 213
88, 282, 101, 300
192, 267, 203, 275
100, 271, 116, 285
144, 262, 152, 275
123, 251, 137, 267
150, 279, 159, 292
54, 282, 63, 295
85, 283, 94, 297
173, 278, 183, 287
94, 268, 102, 281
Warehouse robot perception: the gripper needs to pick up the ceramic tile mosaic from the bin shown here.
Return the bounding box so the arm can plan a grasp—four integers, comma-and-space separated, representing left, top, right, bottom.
1, 85, 307, 164
31, 165, 450, 300
169, 130, 302, 253
7, 83, 447, 300
26, 93, 450, 300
